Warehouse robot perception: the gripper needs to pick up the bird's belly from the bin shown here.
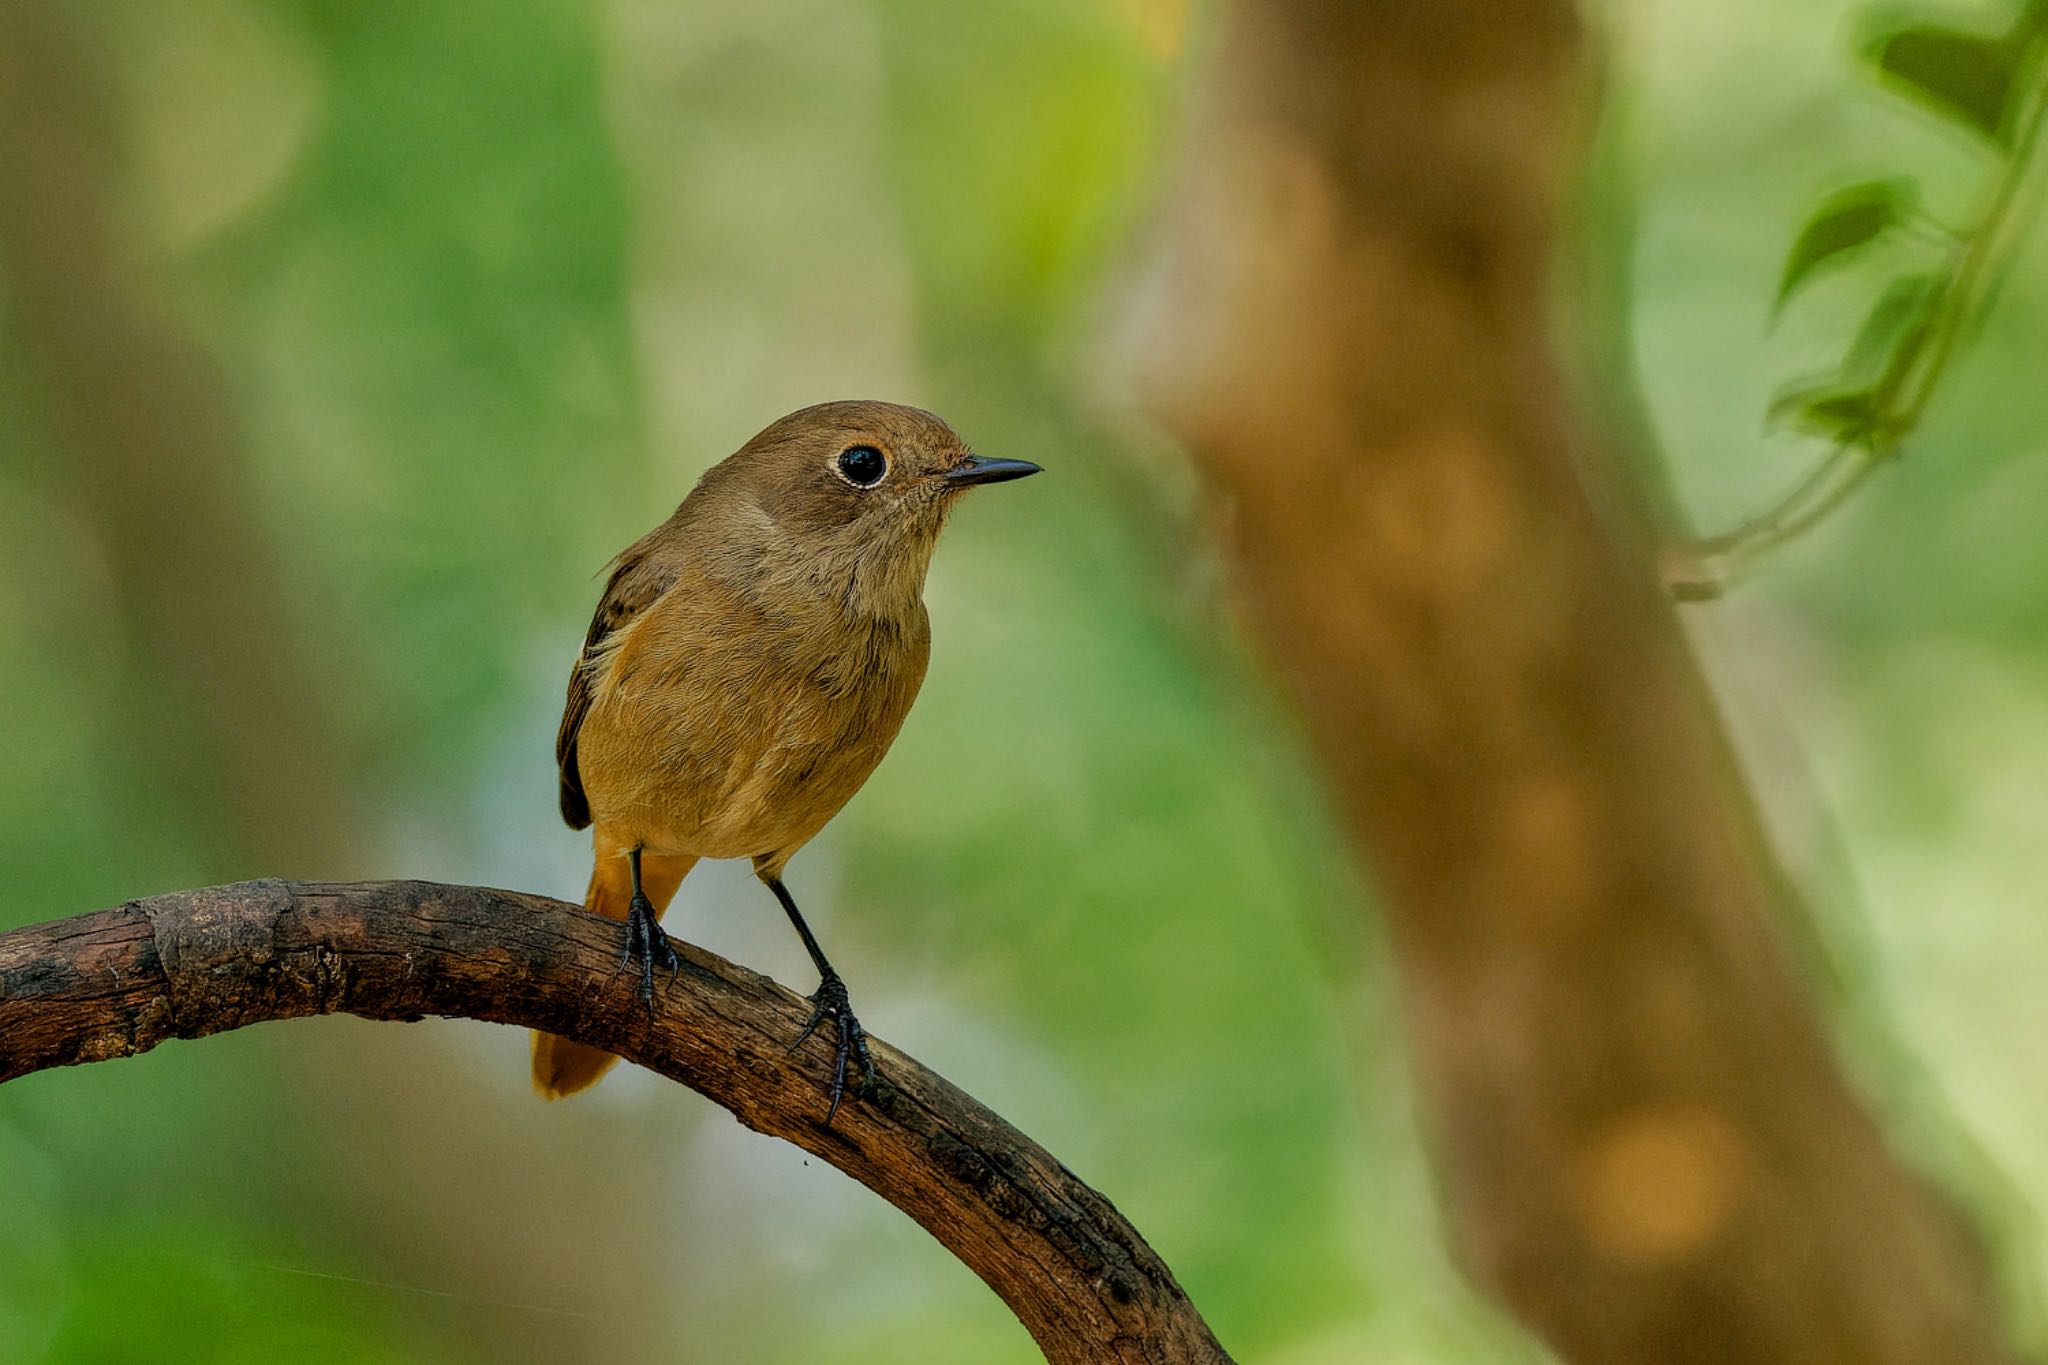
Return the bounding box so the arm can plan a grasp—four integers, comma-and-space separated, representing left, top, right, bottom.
665, 745, 872, 860
578, 660, 910, 863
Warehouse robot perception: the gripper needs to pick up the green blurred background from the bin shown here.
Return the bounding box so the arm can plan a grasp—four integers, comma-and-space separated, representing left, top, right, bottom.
0, 0, 2042, 1360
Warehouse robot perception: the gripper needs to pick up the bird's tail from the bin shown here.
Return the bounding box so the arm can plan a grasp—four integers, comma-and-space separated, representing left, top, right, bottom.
531, 840, 696, 1099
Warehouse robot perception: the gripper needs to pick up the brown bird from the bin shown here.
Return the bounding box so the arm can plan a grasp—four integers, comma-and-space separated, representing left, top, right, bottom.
532, 400, 1039, 1117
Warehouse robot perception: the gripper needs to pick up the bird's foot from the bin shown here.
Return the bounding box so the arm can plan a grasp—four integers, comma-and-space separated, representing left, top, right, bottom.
618, 891, 680, 1015
790, 970, 876, 1126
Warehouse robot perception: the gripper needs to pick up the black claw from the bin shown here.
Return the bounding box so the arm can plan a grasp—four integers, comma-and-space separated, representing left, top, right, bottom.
617, 895, 644, 968
789, 971, 877, 1126
618, 892, 673, 1017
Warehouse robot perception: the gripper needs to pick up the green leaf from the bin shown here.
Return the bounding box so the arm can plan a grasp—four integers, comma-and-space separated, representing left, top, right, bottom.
1843, 271, 1944, 383
1808, 392, 1885, 439
2014, 0, 2048, 47
1863, 22, 2021, 143
1761, 376, 1875, 435
1775, 178, 1919, 310
1765, 374, 1838, 428
1766, 378, 1886, 443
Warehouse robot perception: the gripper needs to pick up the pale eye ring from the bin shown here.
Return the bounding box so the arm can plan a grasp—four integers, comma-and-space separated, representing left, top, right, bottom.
834, 444, 888, 487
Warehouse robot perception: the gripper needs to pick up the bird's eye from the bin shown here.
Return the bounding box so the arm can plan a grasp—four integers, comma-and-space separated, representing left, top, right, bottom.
835, 444, 888, 488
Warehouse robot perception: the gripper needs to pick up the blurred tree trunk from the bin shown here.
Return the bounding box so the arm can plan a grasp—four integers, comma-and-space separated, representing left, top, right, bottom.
0, 0, 351, 878
0, 10, 671, 1364
1121, 1, 2018, 1361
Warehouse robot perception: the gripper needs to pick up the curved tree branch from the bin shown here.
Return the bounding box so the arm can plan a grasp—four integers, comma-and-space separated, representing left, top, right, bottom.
0, 880, 1229, 1365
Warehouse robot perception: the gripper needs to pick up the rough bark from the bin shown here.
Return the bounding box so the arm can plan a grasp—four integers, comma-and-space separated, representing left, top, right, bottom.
0, 881, 1230, 1365
1118, 1, 2017, 1361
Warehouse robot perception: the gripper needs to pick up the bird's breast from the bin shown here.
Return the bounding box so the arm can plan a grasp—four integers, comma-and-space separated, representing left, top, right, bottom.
576, 593, 930, 861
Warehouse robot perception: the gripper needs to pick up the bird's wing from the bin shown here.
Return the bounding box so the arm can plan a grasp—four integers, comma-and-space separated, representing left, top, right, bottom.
556, 540, 680, 830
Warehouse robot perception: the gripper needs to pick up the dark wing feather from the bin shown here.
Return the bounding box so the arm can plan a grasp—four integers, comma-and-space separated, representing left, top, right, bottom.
556, 542, 679, 829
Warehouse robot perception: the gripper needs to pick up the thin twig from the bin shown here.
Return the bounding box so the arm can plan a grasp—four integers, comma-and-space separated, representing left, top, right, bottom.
1662, 446, 1879, 600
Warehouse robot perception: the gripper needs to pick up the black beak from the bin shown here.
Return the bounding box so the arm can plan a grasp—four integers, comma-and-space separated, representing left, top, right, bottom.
943, 455, 1042, 488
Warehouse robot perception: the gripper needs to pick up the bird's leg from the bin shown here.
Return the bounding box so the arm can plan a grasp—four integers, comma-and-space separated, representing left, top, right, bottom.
619, 846, 680, 1013
763, 875, 876, 1125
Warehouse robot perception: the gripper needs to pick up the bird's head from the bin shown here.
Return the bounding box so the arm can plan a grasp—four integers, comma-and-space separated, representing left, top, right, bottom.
695, 400, 1040, 615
